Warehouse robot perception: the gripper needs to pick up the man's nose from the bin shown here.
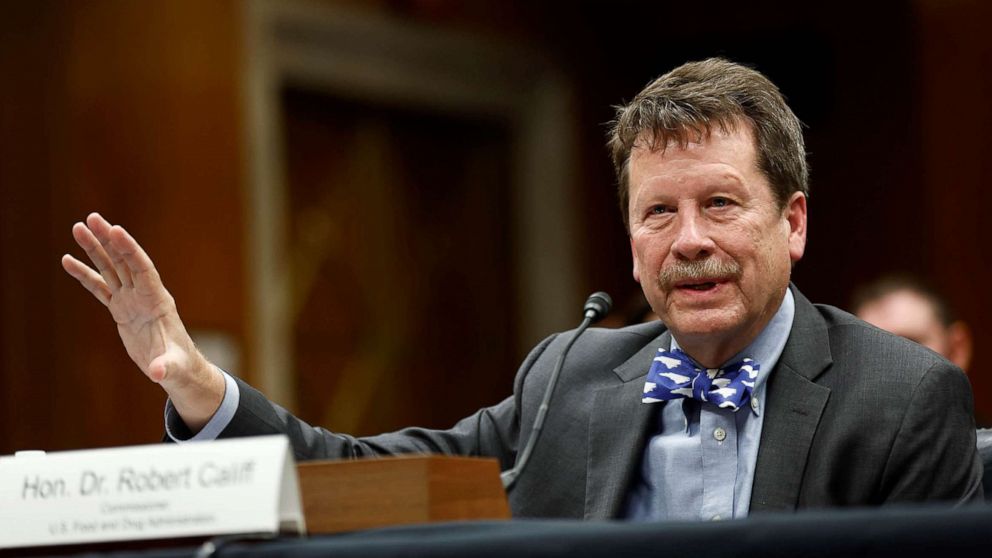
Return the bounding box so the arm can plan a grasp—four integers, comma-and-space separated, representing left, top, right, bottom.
670, 211, 715, 260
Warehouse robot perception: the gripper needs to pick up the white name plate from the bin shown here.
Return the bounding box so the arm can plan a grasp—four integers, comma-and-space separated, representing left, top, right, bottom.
0, 435, 305, 549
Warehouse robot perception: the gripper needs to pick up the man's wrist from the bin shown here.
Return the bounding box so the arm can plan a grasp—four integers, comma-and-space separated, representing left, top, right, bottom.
166, 370, 240, 442
166, 355, 226, 431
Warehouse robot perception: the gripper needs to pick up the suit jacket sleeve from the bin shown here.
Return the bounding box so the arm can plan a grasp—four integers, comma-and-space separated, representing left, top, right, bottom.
211, 333, 559, 468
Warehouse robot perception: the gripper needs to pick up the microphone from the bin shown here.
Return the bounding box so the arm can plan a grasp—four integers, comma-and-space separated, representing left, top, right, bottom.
501, 292, 613, 490
583, 291, 613, 321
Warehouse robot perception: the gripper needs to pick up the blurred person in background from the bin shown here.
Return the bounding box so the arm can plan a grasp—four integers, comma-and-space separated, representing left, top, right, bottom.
852, 274, 972, 372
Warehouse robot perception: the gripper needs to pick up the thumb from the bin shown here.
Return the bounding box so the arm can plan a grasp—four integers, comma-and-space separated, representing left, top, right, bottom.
146, 345, 191, 384
147, 353, 172, 383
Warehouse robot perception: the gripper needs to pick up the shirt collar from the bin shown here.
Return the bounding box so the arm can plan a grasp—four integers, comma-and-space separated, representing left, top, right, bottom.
670, 288, 796, 417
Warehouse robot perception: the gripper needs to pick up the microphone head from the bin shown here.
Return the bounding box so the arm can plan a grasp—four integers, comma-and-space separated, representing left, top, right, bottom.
583, 291, 613, 322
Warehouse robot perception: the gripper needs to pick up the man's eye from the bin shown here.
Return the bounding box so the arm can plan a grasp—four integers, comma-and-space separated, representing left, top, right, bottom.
711, 197, 730, 208
649, 205, 669, 215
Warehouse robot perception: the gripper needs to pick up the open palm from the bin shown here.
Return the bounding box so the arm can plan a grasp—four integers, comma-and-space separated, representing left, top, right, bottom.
62, 212, 223, 429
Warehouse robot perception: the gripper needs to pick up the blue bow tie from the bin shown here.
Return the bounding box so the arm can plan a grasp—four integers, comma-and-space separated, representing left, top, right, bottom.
642, 348, 759, 412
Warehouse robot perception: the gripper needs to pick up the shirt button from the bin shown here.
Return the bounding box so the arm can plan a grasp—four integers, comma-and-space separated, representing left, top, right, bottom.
713, 427, 727, 442
750, 398, 759, 412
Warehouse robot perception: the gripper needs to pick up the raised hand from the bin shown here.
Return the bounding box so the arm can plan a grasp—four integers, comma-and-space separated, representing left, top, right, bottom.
62, 213, 225, 431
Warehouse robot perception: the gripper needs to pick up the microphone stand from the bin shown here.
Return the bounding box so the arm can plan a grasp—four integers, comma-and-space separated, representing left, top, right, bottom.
501, 292, 612, 490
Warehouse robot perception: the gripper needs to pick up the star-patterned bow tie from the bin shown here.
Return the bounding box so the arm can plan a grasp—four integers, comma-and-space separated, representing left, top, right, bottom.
642, 348, 759, 412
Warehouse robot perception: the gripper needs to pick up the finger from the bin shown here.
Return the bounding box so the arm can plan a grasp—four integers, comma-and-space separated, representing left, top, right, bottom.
103, 234, 134, 289
61, 253, 112, 306
86, 213, 133, 288
109, 225, 164, 292
72, 221, 122, 291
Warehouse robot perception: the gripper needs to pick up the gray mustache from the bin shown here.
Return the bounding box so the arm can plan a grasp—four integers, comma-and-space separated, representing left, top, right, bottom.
659, 258, 742, 289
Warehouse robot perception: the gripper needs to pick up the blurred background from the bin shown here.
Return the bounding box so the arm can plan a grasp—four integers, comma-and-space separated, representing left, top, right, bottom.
1, 0, 991, 454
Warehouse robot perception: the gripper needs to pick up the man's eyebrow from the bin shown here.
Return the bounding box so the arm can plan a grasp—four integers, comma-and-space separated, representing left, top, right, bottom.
709, 172, 746, 185
682, 174, 746, 192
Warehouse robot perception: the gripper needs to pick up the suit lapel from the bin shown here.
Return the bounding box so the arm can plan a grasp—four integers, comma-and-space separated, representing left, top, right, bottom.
584, 331, 668, 519
750, 286, 833, 512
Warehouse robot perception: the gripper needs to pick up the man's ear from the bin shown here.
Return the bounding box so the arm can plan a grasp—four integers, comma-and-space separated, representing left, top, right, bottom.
786, 192, 808, 263
947, 321, 973, 372
630, 236, 641, 283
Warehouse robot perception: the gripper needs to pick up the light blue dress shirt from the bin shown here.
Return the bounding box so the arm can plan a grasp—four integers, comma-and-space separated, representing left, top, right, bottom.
623, 289, 795, 521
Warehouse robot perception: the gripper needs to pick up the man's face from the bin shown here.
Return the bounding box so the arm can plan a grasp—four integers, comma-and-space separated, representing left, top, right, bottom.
856, 290, 951, 356
627, 125, 807, 365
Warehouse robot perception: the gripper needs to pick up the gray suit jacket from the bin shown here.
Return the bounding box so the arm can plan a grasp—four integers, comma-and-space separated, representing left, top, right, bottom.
217, 286, 983, 517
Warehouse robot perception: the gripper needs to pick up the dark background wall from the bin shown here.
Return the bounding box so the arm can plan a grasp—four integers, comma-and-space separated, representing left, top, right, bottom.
2, 0, 990, 453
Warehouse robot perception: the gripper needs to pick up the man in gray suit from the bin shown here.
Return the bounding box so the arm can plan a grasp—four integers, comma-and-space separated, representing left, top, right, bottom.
63, 58, 983, 520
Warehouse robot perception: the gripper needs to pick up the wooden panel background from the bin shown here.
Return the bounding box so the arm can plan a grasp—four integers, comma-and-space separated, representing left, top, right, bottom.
916, 0, 992, 423
281, 89, 517, 435
0, 0, 245, 453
